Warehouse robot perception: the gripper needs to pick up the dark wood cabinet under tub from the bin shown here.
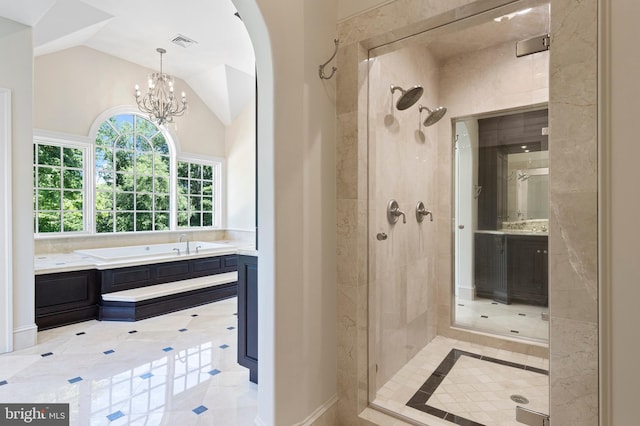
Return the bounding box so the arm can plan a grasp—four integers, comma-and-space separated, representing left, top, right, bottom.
35, 269, 99, 330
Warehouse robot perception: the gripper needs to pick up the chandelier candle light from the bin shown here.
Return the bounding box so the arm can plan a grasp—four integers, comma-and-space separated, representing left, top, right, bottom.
135, 48, 188, 125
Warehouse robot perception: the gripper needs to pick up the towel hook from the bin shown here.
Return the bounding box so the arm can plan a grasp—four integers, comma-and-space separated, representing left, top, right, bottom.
319, 39, 339, 80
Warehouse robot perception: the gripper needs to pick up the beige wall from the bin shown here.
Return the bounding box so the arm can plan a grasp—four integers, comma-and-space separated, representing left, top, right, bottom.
0, 17, 36, 351
34, 46, 226, 157
225, 97, 256, 231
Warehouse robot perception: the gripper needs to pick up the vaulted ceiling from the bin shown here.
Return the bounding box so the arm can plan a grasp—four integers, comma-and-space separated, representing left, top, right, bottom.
0, 0, 255, 125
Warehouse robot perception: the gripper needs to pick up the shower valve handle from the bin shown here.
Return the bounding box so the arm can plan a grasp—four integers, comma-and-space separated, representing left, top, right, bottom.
416, 201, 433, 223
387, 200, 406, 224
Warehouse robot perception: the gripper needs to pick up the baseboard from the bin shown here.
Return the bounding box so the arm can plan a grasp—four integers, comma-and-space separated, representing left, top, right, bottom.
254, 395, 338, 426
458, 286, 474, 301
294, 394, 338, 426
13, 323, 37, 351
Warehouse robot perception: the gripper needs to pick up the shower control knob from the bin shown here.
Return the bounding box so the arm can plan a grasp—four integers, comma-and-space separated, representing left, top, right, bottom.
376, 233, 388, 241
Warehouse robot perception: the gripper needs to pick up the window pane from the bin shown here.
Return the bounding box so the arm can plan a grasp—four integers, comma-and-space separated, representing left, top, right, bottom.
135, 135, 152, 153
63, 190, 83, 210
96, 122, 119, 147
202, 182, 213, 196
96, 148, 114, 171
177, 162, 189, 178
177, 195, 189, 212
203, 212, 213, 227
190, 196, 202, 211
152, 134, 169, 154
177, 212, 189, 227
155, 195, 169, 211
190, 163, 202, 179
202, 197, 213, 211
189, 180, 201, 194
115, 173, 134, 192
136, 115, 157, 139
63, 212, 83, 232
96, 171, 113, 189
38, 145, 61, 166
96, 191, 114, 210
115, 192, 134, 210
115, 150, 134, 171
38, 190, 61, 210
96, 212, 114, 233
63, 148, 83, 168
116, 134, 134, 150
136, 175, 153, 193
136, 212, 153, 231
190, 213, 201, 227
135, 152, 154, 174
116, 212, 134, 232
202, 165, 213, 180
156, 155, 170, 177
113, 114, 134, 134
63, 170, 83, 189
38, 212, 61, 233
177, 178, 189, 193
37, 167, 60, 188
154, 213, 170, 230
136, 193, 153, 211
155, 177, 169, 194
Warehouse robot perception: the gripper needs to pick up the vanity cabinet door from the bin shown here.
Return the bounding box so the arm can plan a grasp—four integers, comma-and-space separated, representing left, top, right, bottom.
506, 235, 548, 306
237, 255, 258, 383
474, 233, 508, 303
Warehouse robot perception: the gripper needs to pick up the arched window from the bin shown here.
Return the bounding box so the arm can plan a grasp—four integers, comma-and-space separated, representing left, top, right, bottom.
94, 114, 171, 233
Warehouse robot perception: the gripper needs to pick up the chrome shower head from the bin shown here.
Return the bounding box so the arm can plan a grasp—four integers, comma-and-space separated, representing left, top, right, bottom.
419, 105, 448, 126
390, 84, 424, 110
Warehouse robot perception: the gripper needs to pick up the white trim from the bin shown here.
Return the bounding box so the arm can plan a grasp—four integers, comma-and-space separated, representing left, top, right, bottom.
291, 395, 338, 426
12, 323, 37, 351
33, 129, 93, 145
0, 88, 12, 354
254, 416, 267, 426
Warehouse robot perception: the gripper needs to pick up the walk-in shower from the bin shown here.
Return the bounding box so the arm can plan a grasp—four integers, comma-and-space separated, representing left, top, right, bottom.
390, 84, 423, 110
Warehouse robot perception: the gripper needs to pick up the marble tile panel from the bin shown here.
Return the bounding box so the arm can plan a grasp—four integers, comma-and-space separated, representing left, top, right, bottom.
338, 111, 359, 200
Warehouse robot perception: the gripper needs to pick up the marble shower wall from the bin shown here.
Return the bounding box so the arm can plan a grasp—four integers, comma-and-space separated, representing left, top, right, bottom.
368, 45, 439, 392
336, 0, 599, 425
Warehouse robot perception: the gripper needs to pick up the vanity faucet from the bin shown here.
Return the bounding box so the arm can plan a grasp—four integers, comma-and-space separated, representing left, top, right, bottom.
179, 233, 190, 255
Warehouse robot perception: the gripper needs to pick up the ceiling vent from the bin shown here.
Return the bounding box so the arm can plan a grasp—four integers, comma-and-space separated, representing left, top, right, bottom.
171, 34, 198, 48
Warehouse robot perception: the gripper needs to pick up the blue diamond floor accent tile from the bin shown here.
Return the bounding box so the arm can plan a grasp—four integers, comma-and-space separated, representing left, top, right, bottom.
76, 332, 86, 336
162, 347, 174, 352
179, 328, 188, 332
192, 405, 208, 415
191, 314, 198, 317
128, 330, 137, 334
0, 380, 7, 386
106, 411, 125, 421
227, 326, 236, 330
41, 352, 53, 357
140, 373, 153, 379
68, 376, 83, 384
208, 369, 221, 376
219, 344, 229, 349
103, 349, 115, 355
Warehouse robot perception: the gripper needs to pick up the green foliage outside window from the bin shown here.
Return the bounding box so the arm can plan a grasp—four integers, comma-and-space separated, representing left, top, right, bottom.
33, 143, 85, 233
177, 161, 215, 228
95, 114, 170, 233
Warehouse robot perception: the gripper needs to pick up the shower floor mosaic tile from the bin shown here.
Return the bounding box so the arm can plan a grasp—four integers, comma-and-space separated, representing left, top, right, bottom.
372, 336, 549, 426
0, 297, 257, 426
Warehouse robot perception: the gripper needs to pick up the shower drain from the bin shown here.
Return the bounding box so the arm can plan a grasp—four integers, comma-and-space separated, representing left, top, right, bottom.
510, 395, 530, 404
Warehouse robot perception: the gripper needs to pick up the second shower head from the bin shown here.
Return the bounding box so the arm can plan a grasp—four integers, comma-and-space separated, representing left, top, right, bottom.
419, 105, 448, 126
390, 84, 424, 110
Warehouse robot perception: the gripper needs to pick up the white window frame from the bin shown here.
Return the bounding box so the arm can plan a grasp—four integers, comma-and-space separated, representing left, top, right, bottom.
33, 130, 93, 237
176, 153, 225, 230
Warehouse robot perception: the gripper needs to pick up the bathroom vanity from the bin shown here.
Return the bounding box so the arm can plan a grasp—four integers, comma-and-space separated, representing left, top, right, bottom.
474, 231, 548, 306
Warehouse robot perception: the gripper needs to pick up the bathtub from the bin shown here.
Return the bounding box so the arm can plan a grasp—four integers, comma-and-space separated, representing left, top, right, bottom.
75, 241, 234, 261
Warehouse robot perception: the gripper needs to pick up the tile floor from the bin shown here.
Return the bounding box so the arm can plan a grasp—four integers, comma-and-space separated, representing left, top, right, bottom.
0, 297, 257, 426
372, 336, 549, 426
453, 297, 549, 342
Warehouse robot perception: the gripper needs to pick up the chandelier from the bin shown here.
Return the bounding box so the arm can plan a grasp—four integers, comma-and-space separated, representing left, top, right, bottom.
135, 48, 188, 125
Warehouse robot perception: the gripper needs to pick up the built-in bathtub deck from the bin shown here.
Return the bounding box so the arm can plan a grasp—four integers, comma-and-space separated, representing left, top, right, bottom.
100, 272, 238, 322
